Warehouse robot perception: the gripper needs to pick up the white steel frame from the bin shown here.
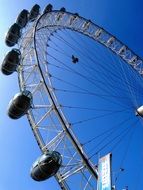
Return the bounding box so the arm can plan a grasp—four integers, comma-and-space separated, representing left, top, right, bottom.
17, 10, 143, 190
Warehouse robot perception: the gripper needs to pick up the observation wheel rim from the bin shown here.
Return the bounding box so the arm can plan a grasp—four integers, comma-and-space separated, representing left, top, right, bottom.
36, 10, 143, 71
18, 9, 143, 190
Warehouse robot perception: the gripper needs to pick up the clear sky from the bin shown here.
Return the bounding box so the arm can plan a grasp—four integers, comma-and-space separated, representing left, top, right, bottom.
0, 0, 143, 190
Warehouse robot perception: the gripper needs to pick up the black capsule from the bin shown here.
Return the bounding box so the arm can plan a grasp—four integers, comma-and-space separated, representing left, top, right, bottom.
8, 90, 32, 119
43, 4, 53, 14
31, 151, 62, 181
74, 13, 79, 16
60, 7, 66, 12
16, 9, 29, 28
1, 49, 21, 75
5, 23, 21, 47
29, 4, 40, 21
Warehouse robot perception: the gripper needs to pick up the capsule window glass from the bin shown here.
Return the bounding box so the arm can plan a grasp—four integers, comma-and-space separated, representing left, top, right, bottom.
39, 153, 50, 163
32, 159, 39, 168
22, 90, 33, 104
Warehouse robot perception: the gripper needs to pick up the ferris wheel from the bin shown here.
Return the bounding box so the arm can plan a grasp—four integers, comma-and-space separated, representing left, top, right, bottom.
2, 3, 143, 190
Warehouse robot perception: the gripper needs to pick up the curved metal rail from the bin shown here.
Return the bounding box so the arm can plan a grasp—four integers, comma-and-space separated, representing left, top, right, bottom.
17, 10, 143, 190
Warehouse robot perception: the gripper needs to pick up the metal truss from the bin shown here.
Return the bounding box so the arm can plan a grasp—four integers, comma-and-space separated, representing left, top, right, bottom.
17, 10, 143, 190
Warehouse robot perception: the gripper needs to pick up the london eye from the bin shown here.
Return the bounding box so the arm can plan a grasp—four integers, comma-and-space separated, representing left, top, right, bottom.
1, 3, 143, 190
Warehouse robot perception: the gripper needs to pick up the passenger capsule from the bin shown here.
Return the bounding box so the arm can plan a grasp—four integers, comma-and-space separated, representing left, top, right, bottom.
43, 4, 53, 14
60, 7, 66, 12
31, 151, 62, 181
5, 23, 21, 47
29, 4, 40, 21
8, 90, 32, 119
74, 13, 79, 16
16, 9, 29, 28
1, 49, 21, 75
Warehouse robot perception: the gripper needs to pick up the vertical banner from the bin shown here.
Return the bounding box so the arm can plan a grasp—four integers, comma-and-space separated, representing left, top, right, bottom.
98, 153, 112, 190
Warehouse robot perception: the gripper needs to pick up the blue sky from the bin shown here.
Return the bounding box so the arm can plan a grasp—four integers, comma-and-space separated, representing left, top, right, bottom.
0, 0, 143, 190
